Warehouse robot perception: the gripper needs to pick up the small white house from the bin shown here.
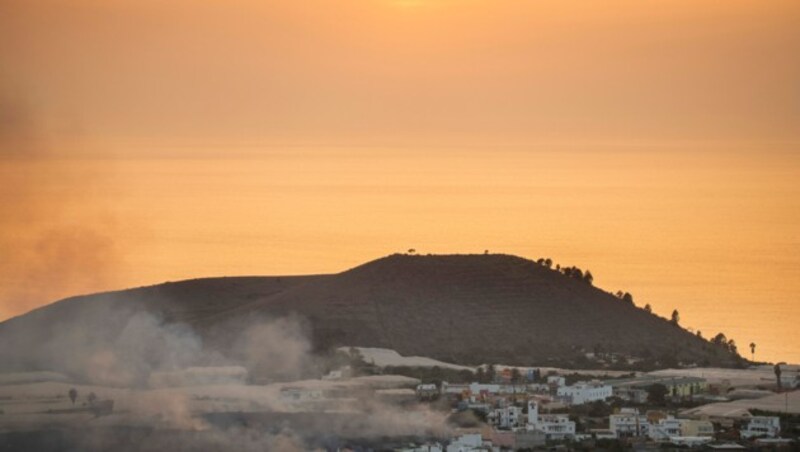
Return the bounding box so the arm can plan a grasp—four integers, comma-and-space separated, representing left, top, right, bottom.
609, 408, 650, 438
399, 444, 443, 452
526, 401, 575, 440
740, 416, 781, 439
644, 415, 716, 442
489, 405, 524, 429
648, 416, 682, 441
446, 433, 485, 452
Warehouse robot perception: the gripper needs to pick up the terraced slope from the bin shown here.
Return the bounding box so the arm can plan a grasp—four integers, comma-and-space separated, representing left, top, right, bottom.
0, 254, 741, 371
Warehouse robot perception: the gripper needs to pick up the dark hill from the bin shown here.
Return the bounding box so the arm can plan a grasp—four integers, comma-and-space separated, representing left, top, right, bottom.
0, 254, 741, 372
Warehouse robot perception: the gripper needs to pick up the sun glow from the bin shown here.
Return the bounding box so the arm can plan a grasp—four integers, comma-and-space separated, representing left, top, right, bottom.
1, 0, 799, 364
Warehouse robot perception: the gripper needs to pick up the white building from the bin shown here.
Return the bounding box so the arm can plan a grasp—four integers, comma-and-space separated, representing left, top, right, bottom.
557, 380, 613, 405
446, 433, 486, 452
526, 401, 575, 440
489, 405, 524, 429
648, 416, 682, 441
640, 415, 716, 442
740, 416, 781, 439
400, 445, 443, 452
609, 408, 650, 438
547, 376, 566, 387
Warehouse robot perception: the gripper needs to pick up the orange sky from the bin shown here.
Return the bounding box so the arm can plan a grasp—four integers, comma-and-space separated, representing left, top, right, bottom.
1, 0, 799, 362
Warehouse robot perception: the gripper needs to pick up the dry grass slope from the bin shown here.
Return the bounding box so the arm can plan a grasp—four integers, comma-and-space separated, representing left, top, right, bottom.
0, 254, 741, 371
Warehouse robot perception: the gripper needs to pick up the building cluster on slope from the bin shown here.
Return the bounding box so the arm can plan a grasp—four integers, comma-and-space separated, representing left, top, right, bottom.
411, 370, 790, 451
399, 411, 784, 452
440, 374, 613, 408
607, 408, 718, 446
609, 375, 709, 403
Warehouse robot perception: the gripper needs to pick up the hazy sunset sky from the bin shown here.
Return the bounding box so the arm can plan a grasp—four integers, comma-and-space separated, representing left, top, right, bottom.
1, 0, 799, 362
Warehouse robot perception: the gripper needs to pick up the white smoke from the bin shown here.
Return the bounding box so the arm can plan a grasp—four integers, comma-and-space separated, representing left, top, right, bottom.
233, 315, 314, 383
0, 307, 452, 449
84, 312, 205, 386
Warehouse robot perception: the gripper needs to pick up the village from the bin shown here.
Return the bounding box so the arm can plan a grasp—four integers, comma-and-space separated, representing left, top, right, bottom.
259, 346, 800, 450
0, 348, 798, 451
395, 364, 800, 451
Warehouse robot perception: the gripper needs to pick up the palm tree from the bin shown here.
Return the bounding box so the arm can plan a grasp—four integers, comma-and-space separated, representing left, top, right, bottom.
727, 339, 737, 355
749, 342, 756, 361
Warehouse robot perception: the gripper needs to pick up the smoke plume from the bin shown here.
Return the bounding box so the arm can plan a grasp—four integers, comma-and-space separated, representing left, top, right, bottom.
0, 305, 452, 450
0, 88, 125, 320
